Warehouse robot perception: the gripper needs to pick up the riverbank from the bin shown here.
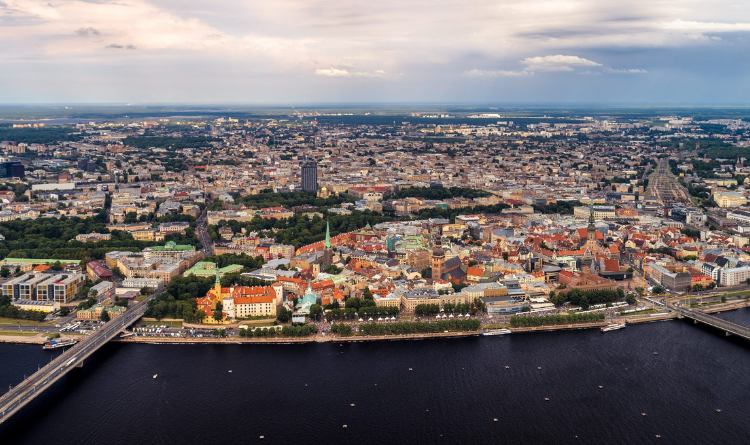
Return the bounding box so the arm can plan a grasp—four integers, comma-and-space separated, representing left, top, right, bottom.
114, 330, 481, 344
0, 332, 83, 345
2, 301, 749, 345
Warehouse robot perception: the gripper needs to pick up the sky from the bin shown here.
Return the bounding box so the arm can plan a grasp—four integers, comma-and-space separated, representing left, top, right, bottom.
1, 0, 750, 105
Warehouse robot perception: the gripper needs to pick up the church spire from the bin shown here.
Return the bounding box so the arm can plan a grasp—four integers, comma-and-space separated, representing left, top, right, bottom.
324, 220, 331, 250
215, 267, 221, 285
588, 198, 595, 226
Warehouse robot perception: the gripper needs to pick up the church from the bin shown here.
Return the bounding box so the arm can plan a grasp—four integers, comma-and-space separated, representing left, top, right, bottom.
580, 199, 603, 259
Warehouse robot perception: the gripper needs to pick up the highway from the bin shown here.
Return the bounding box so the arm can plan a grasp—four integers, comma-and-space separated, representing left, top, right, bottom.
0, 284, 163, 425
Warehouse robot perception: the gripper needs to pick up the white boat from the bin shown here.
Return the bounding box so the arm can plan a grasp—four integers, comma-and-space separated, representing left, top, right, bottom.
482, 328, 511, 336
601, 323, 626, 332
153, 374, 158, 379
42, 339, 78, 349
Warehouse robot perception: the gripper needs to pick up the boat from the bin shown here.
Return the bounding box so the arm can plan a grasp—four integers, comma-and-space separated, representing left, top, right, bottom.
482, 328, 512, 336
601, 323, 626, 332
153, 374, 158, 379
119, 332, 134, 338
42, 339, 78, 349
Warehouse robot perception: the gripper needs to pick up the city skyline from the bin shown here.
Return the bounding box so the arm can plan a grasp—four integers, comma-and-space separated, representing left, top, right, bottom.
1, 0, 750, 105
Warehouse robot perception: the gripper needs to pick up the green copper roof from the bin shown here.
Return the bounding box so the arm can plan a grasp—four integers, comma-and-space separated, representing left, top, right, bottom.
184, 262, 243, 278
151, 241, 194, 251
324, 220, 331, 250
0, 258, 82, 265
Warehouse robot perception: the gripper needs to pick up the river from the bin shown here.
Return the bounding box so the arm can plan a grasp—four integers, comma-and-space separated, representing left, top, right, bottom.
2, 309, 750, 444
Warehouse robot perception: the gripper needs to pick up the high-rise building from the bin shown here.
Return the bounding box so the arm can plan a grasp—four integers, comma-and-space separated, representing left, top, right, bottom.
301, 160, 318, 192
0, 161, 24, 178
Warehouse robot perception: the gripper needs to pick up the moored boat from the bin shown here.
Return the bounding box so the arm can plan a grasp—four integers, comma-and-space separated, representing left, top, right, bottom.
601, 323, 626, 332
42, 339, 78, 349
483, 328, 512, 336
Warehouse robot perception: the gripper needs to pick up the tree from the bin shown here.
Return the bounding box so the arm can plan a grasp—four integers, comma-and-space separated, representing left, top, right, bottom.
213, 302, 224, 322
635, 287, 644, 295
721, 295, 727, 303
50, 261, 63, 271
420, 267, 431, 278
325, 264, 342, 275
345, 297, 362, 310
100, 309, 110, 322
625, 293, 637, 305
362, 287, 373, 300
277, 306, 291, 323
310, 304, 323, 321
59, 306, 70, 316
0, 267, 9, 278
111, 266, 124, 278
140, 286, 152, 296
652, 286, 664, 295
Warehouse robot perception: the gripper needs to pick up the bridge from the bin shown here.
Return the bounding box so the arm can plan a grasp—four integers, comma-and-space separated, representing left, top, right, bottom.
0, 284, 163, 425
670, 302, 750, 340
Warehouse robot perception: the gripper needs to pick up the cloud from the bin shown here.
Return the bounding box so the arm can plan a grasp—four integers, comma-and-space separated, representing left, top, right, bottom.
106, 43, 135, 49
75, 26, 100, 36
315, 68, 387, 77
315, 68, 350, 77
1, 0, 750, 103
522, 55, 602, 72
463, 69, 532, 77
604, 67, 647, 73
468, 55, 644, 77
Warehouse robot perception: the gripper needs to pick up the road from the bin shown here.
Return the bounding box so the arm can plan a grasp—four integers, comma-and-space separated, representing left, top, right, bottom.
196, 204, 213, 256
0, 284, 164, 424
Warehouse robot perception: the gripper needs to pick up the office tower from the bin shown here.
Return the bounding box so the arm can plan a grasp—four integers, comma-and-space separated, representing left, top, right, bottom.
301, 160, 318, 192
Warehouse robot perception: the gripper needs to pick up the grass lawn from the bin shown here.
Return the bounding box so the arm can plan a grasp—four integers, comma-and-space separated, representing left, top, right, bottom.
140, 320, 183, 328
0, 317, 52, 326
622, 309, 659, 316
236, 318, 277, 326
0, 330, 40, 337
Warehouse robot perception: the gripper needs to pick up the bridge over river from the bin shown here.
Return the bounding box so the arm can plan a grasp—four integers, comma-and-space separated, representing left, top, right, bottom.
674, 305, 750, 340
0, 285, 162, 425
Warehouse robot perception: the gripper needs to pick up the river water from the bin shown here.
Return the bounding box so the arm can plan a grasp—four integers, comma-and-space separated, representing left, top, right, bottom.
2, 309, 750, 444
